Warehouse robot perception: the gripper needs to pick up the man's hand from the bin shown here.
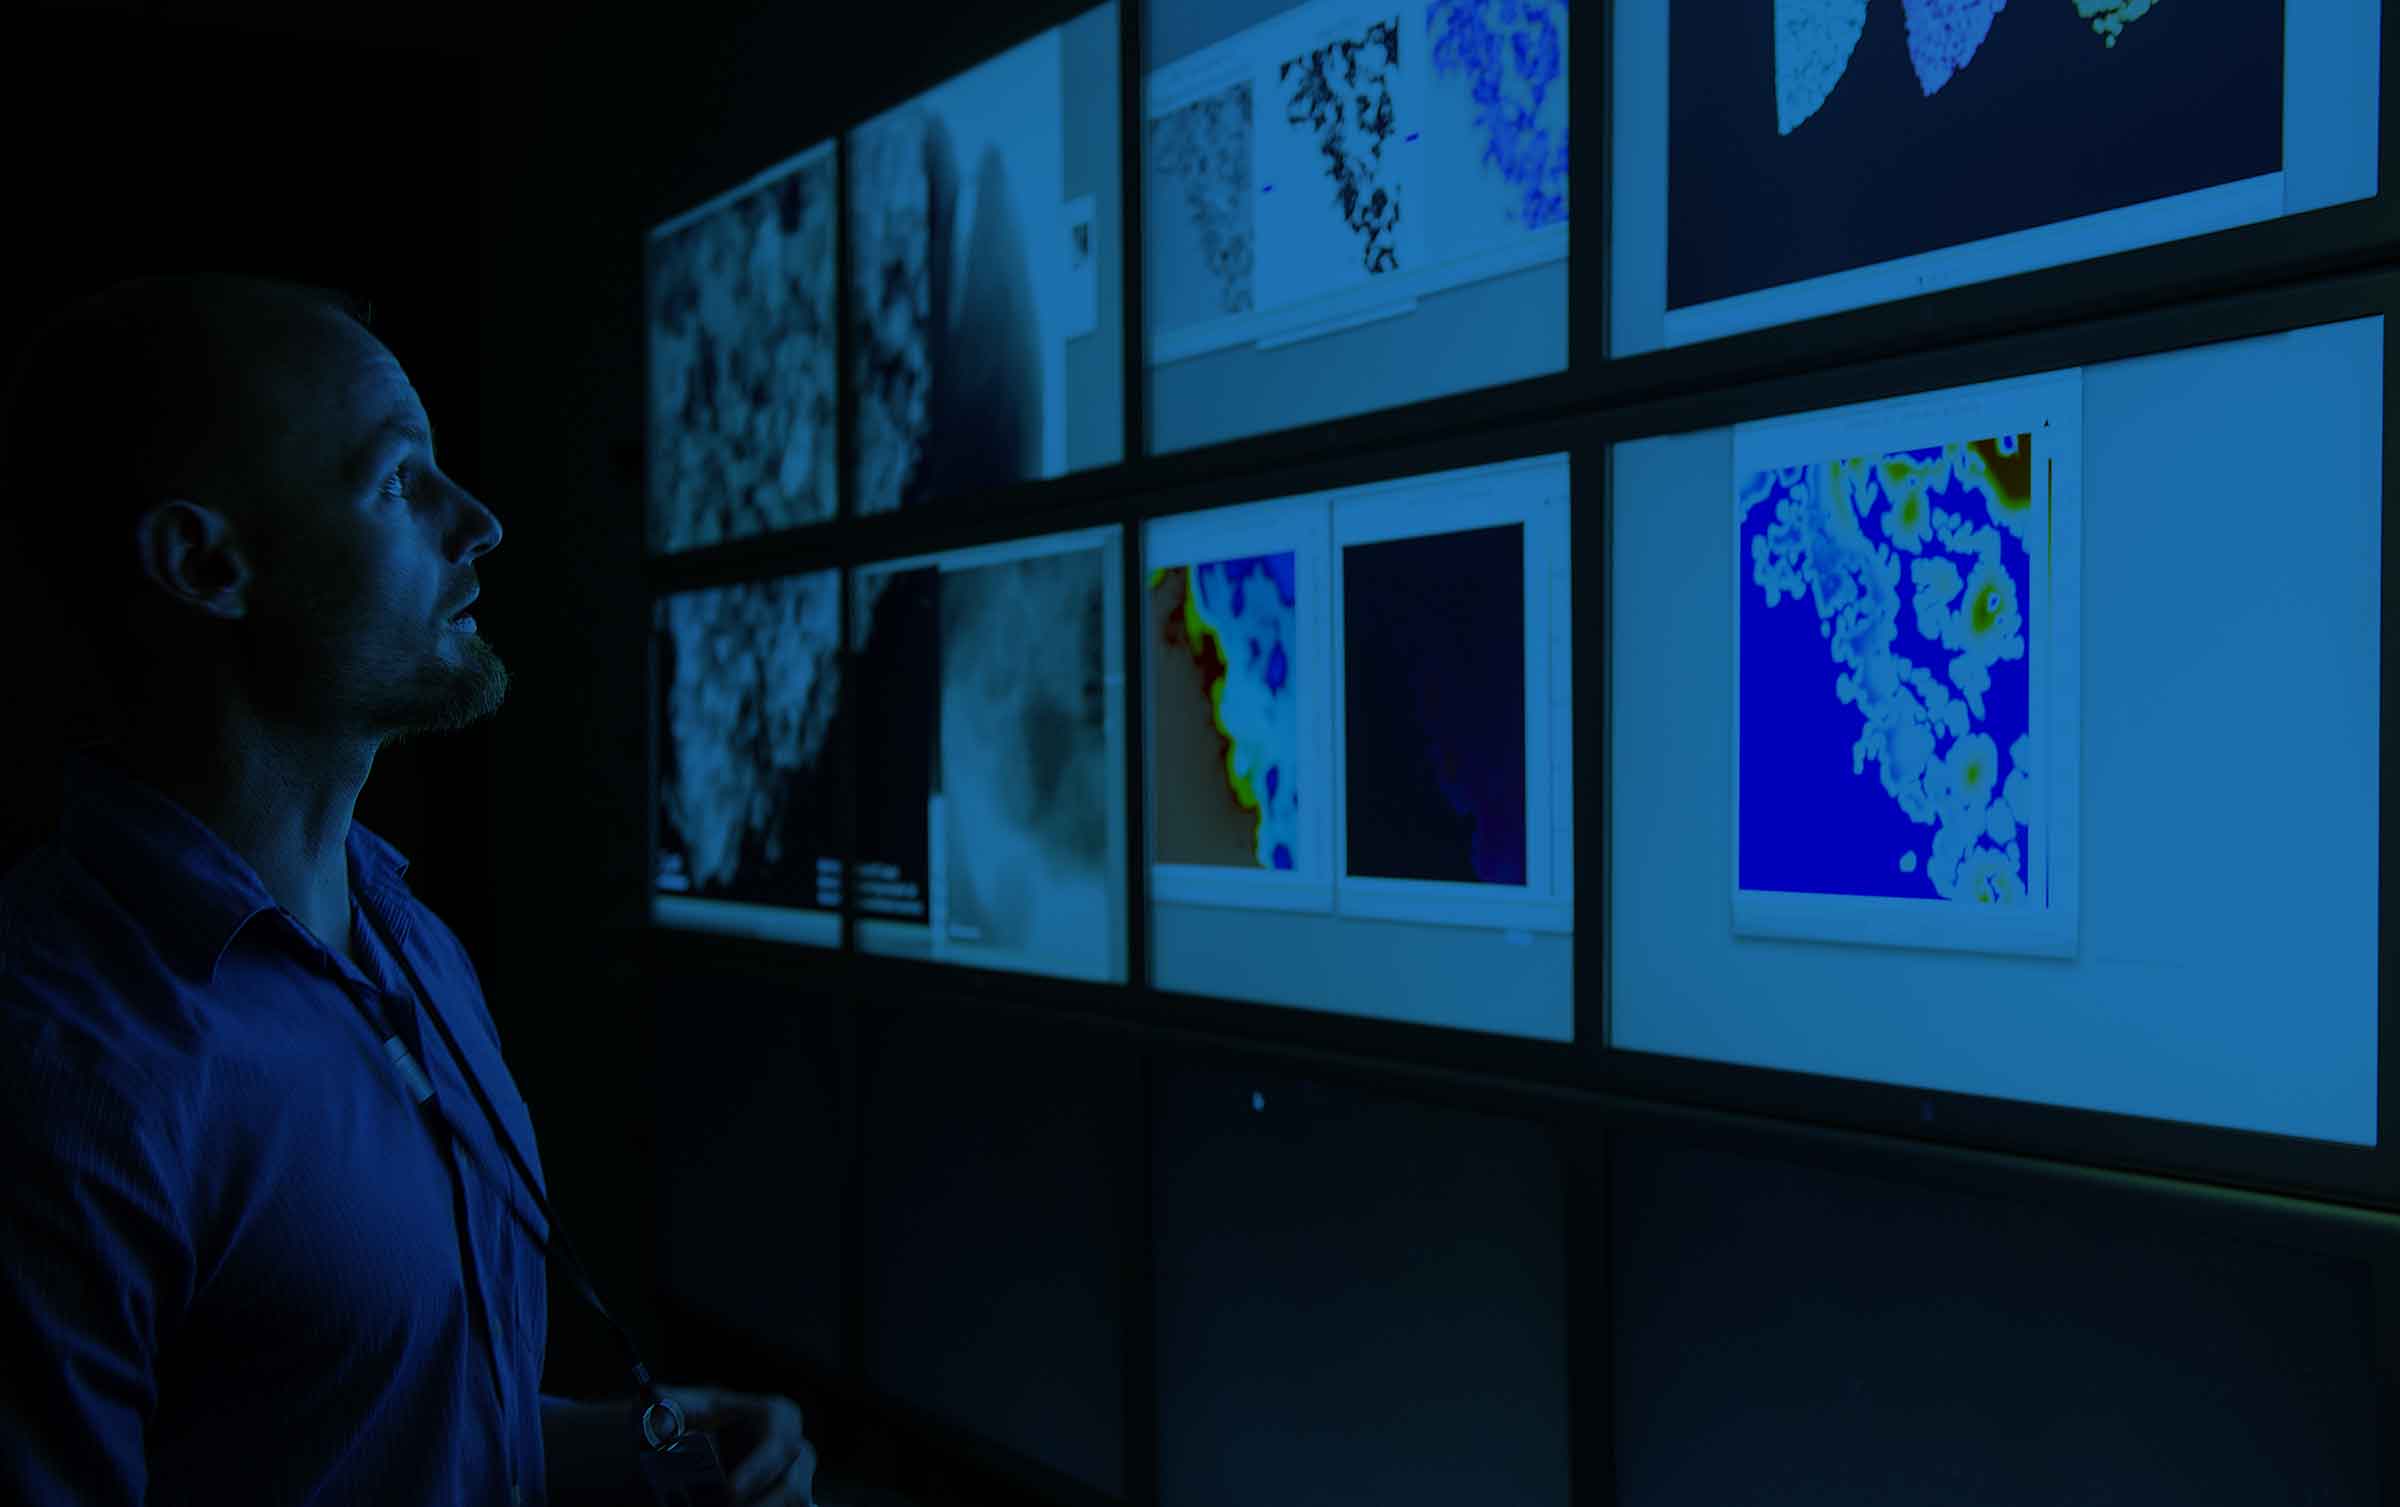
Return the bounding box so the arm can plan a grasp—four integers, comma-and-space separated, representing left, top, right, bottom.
660, 1382, 823, 1507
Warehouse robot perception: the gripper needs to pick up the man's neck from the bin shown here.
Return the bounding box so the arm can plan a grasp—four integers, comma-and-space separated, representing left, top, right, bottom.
91, 726, 372, 944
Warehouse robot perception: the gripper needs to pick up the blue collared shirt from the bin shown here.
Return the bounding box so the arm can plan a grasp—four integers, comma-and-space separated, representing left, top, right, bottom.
0, 746, 559, 1505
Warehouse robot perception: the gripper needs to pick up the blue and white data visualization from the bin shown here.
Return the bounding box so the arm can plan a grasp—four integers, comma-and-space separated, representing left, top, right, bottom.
848, 3, 1124, 514
1733, 373, 2082, 958
1144, 0, 1569, 454
1610, 316, 2382, 1147
650, 570, 845, 948
1609, 1, 2383, 351
645, 140, 839, 554
850, 529, 1129, 983
1144, 454, 1572, 1040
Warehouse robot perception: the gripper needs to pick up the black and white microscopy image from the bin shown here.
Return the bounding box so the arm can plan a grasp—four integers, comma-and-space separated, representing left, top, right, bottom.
653, 571, 844, 917
937, 546, 1115, 978
1147, 81, 1256, 325
843, 565, 942, 923
847, 29, 1067, 515
1278, 17, 1406, 277
646, 145, 838, 553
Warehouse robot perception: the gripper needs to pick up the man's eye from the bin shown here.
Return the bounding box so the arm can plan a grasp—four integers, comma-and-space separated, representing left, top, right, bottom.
382, 464, 410, 499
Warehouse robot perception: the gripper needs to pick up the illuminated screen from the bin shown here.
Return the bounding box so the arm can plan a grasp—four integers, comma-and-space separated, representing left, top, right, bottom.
849, 528, 1129, 983
1609, 315, 2383, 1143
1143, 0, 1569, 454
649, 570, 845, 948
644, 139, 839, 553
1610, 1, 2381, 352
848, 3, 1125, 513
1144, 453, 1571, 1039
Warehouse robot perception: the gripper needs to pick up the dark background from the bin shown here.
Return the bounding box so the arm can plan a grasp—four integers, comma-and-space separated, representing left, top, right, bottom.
1668, 0, 2285, 309
0, 3, 2392, 1506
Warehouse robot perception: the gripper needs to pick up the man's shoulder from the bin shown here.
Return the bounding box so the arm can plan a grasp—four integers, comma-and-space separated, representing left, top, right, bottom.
0, 842, 203, 1114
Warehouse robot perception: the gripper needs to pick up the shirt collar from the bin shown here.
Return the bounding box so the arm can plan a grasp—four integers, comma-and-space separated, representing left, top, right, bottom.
56, 743, 415, 984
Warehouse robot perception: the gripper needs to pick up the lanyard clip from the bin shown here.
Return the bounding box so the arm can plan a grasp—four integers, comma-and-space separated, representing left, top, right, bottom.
383, 1033, 435, 1104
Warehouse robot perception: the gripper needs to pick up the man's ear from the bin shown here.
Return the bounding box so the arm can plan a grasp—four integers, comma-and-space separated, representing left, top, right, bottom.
132, 497, 256, 618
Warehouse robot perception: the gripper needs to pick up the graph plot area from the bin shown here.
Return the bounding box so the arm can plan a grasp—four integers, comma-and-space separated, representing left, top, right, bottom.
1342, 523, 1527, 885
1149, 554, 1302, 871
1739, 436, 2039, 907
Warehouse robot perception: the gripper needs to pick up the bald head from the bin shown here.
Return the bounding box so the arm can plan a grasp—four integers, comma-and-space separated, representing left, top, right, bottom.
0, 276, 370, 695
1, 272, 504, 749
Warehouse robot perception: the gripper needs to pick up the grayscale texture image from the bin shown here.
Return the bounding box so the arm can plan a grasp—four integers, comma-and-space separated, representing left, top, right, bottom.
850, 107, 1046, 515
654, 572, 844, 910
1150, 82, 1256, 317
938, 549, 1112, 968
646, 152, 838, 553
1279, 17, 1406, 276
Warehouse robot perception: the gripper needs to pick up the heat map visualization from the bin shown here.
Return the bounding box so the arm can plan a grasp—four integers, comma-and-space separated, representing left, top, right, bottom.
1148, 554, 1302, 871
1738, 435, 2041, 908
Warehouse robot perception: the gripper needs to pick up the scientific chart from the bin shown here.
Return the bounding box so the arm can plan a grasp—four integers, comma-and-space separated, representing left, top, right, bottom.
848, 3, 1124, 513
1608, 316, 2382, 1146
1609, 0, 2381, 351
1144, 453, 1572, 1040
1143, 0, 1569, 453
650, 570, 846, 948
644, 139, 839, 553
848, 528, 1129, 983
1733, 371, 2082, 957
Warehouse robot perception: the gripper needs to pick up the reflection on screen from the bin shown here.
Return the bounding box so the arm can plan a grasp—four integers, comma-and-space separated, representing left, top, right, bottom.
1144, 0, 1569, 454
849, 529, 1130, 983
848, 3, 1125, 513
650, 571, 845, 948
644, 140, 839, 554
1145, 453, 1572, 1040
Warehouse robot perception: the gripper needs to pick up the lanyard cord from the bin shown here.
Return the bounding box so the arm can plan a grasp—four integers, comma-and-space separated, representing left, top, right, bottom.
356, 899, 689, 1452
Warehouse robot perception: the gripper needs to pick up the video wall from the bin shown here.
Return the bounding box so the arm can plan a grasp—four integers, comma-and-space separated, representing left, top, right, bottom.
1609, 314, 2384, 1146
641, 0, 2388, 1155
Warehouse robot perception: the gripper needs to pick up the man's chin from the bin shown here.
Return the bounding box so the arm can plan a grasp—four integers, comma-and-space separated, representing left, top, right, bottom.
382, 664, 509, 749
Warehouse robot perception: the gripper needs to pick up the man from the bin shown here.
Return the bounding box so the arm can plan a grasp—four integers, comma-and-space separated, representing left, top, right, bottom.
0, 273, 821, 1505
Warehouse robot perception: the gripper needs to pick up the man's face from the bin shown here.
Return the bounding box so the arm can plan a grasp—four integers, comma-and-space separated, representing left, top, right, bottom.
140, 296, 509, 748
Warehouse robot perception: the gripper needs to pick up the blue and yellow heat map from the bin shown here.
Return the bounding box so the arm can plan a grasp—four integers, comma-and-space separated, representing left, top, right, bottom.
1149, 553, 1301, 871
1738, 434, 2039, 906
